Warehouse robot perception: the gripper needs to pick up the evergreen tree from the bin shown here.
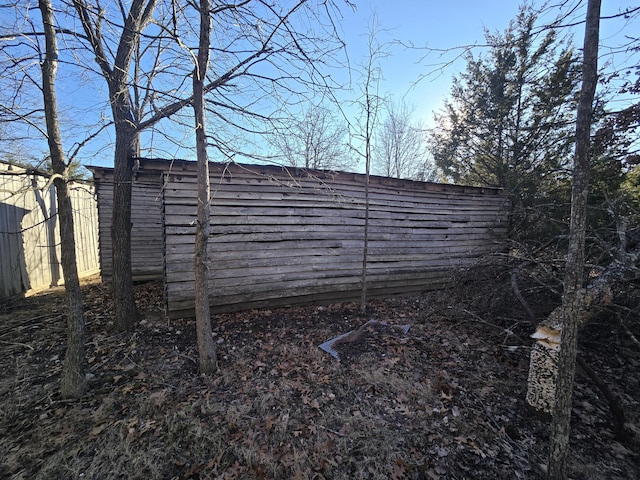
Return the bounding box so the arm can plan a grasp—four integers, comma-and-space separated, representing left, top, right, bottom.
429, 6, 581, 240
588, 70, 640, 255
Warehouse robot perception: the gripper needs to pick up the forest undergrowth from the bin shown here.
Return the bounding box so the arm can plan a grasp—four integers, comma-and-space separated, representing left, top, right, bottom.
0, 271, 638, 479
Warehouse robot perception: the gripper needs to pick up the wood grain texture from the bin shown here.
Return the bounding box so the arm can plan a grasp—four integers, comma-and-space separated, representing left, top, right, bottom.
90, 160, 508, 317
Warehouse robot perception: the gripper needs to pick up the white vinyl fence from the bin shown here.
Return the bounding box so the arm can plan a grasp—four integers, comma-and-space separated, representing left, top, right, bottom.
0, 161, 99, 299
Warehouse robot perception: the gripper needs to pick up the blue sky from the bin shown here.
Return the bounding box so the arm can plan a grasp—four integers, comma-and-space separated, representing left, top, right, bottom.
89, 1, 534, 167
336, 0, 638, 128
68, 2, 640, 169
337, 0, 528, 126
3, 1, 636, 169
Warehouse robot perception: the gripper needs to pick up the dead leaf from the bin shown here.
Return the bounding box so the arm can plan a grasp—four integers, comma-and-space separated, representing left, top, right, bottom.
437, 447, 449, 457
90, 423, 107, 437
265, 416, 276, 431
392, 458, 407, 479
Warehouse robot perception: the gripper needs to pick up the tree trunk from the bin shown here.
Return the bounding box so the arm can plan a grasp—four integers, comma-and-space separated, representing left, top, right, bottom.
111, 121, 139, 332
546, 1, 601, 478
192, 0, 217, 374
56, 178, 86, 398
359, 19, 383, 314
360, 129, 370, 314
38, 0, 86, 398
72, 0, 156, 332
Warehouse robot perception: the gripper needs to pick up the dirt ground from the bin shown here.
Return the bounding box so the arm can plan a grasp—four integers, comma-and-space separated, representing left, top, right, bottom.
0, 278, 638, 479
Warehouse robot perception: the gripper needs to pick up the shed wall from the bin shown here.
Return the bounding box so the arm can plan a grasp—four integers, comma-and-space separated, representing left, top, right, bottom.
91, 169, 164, 281
162, 163, 508, 317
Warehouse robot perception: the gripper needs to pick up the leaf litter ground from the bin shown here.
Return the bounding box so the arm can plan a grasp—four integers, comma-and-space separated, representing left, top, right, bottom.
1, 278, 638, 479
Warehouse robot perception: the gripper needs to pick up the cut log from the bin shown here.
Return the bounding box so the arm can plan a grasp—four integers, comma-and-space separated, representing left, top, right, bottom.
526, 244, 639, 414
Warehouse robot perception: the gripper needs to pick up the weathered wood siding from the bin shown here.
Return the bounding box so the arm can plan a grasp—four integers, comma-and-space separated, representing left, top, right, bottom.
162, 162, 508, 317
90, 167, 164, 281
0, 162, 100, 299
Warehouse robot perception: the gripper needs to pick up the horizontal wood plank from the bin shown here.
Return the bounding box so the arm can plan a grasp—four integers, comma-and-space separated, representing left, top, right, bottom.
89, 160, 508, 316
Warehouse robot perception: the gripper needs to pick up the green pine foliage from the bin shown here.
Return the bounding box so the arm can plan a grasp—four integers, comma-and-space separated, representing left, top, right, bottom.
429, 6, 580, 241
429, 5, 638, 253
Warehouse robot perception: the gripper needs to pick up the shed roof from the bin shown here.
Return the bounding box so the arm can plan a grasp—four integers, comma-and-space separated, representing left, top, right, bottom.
87, 157, 504, 197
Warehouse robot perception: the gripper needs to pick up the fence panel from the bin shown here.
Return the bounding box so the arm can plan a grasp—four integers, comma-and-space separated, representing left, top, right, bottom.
0, 163, 100, 299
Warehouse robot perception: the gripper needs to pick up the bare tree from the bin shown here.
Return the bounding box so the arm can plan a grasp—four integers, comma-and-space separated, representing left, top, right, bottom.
191, 0, 216, 374
1, 0, 90, 399
375, 99, 432, 180
38, 0, 86, 398
350, 15, 385, 313
547, 1, 601, 478
71, 0, 349, 331
72, 0, 157, 331
269, 105, 351, 171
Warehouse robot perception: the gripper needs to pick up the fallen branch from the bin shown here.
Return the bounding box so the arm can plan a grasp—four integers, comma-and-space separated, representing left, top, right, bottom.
576, 355, 630, 442
511, 262, 537, 324
620, 321, 640, 350
0, 340, 34, 350
614, 305, 640, 350
319, 425, 345, 437
513, 252, 635, 437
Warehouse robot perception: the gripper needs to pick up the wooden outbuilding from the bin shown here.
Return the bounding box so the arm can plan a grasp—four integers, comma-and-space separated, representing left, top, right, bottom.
90, 159, 508, 318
